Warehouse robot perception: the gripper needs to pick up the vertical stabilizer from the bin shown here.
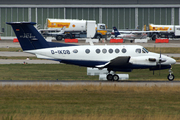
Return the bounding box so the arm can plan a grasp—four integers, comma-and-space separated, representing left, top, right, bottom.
7, 22, 49, 51
113, 26, 120, 37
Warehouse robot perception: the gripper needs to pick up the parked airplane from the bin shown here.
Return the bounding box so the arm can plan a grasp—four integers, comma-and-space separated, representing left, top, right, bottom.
7, 22, 176, 81
111, 27, 160, 42
111, 27, 147, 42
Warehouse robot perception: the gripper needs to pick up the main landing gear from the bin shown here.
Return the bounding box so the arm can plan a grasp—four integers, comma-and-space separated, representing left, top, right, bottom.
167, 68, 175, 81
106, 74, 119, 81
106, 69, 119, 81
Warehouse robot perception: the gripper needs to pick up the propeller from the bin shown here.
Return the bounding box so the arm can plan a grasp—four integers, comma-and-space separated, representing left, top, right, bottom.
148, 48, 167, 75
158, 49, 166, 75
159, 49, 161, 75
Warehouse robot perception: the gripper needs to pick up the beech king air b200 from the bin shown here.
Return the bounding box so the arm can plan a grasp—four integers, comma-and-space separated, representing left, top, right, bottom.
7, 22, 176, 81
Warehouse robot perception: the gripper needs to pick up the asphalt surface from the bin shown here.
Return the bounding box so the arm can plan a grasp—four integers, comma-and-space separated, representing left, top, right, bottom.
0, 80, 179, 86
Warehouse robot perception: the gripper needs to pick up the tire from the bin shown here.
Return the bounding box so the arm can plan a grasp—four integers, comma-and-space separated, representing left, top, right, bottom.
96, 35, 101, 40
152, 34, 159, 41
107, 74, 113, 81
66, 34, 71, 39
113, 74, 119, 81
56, 35, 63, 41
167, 74, 174, 81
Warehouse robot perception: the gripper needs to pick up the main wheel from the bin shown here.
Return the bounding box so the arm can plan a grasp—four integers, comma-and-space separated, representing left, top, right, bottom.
113, 74, 119, 81
96, 35, 101, 40
56, 35, 63, 41
167, 74, 174, 81
152, 34, 159, 41
107, 74, 113, 81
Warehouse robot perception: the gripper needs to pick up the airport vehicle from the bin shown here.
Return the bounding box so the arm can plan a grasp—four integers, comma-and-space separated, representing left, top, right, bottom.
7, 22, 176, 81
111, 27, 147, 42
39, 19, 107, 40
148, 24, 180, 40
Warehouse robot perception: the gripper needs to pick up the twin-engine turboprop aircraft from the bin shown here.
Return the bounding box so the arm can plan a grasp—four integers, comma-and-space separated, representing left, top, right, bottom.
7, 22, 176, 81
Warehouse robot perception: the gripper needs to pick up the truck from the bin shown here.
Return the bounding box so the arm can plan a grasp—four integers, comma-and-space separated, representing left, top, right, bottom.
148, 24, 180, 40
39, 18, 107, 41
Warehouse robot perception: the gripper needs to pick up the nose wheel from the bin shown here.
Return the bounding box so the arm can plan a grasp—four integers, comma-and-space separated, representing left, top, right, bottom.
167, 68, 174, 81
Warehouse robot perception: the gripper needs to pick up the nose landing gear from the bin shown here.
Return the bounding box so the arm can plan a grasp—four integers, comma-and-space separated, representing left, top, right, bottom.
167, 68, 174, 81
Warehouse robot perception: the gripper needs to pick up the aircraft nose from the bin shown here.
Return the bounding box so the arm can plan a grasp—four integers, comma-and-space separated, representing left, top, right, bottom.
168, 57, 176, 65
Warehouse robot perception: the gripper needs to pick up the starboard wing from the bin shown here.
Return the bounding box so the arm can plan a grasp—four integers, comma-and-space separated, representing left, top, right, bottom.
96, 56, 131, 68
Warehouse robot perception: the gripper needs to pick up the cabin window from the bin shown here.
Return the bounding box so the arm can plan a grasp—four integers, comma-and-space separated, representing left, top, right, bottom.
122, 48, 127, 53
115, 49, 120, 53
109, 49, 113, 53
73, 49, 78, 53
136, 48, 141, 53
96, 49, 101, 54
85, 49, 90, 54
102, 49, 107, 53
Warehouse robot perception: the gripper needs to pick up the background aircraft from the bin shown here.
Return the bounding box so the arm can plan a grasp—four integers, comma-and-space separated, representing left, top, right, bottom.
110, 26, 159, 42
7, 22, 176, 81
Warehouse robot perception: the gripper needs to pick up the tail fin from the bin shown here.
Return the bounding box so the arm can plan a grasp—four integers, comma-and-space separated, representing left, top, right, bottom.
113, 26, 120, 37
7, 22, 49, 51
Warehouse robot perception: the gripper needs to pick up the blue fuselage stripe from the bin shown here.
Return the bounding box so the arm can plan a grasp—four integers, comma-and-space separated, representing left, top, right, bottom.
58, 59, 171, 70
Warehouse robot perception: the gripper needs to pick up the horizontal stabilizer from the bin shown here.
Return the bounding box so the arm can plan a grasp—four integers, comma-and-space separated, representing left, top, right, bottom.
35, 54, 54, 59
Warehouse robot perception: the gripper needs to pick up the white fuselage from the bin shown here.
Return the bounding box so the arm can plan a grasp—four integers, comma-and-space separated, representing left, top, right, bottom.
25, 45, 176, 69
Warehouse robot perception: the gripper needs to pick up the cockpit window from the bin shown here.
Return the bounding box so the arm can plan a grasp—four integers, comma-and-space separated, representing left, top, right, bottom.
142, 48, 149, 53
136, 49, 141, 53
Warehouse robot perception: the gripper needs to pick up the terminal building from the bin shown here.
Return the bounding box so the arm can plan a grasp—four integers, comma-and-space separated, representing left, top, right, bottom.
0, 0, 180, 37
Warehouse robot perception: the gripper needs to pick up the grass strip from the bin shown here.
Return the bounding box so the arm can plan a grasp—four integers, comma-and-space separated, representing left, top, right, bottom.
0, 64, 179, 80
0, 47, 22, 52
0, 85, 180, 120
145, 47, 180, 53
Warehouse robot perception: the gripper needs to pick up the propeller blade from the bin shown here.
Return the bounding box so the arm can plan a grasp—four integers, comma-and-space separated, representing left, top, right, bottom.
159, 48, 161, 75
159, 62, 161, 75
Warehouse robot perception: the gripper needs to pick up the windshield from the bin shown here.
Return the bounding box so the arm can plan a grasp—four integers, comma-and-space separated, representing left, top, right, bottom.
99, 25, 106, 30
142, 48, 149, 53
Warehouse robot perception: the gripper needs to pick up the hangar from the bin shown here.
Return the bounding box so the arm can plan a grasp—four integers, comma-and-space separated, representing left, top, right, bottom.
0, 0, 180, 37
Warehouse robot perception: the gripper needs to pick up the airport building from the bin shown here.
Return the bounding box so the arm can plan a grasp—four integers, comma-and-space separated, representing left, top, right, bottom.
0, 0, 180, 37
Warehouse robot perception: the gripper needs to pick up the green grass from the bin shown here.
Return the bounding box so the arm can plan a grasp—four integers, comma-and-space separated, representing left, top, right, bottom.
0, 64, 179, 80
0, 64, 98, 80
145, 47, 180, 53
0, 47, 22, 52
0, 85, 180, 120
